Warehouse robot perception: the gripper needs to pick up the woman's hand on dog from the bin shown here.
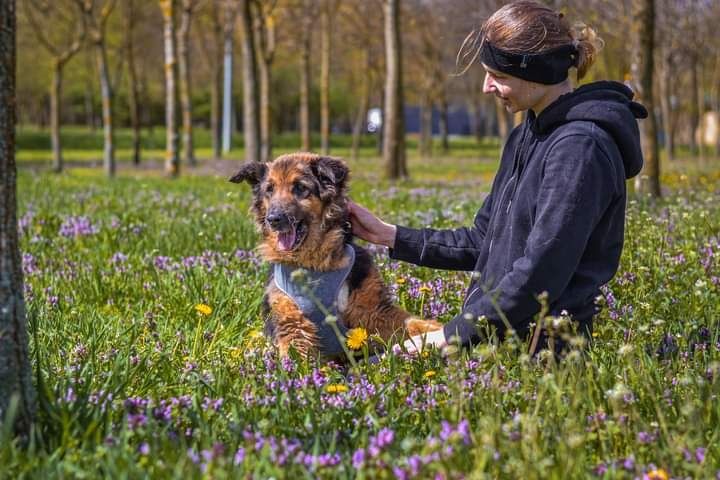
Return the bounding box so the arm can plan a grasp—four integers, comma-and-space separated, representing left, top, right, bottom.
347, 201, 397, 248
402, 329, 448, 355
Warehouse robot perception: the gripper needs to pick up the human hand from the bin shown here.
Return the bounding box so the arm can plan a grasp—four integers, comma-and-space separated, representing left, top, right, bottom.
400, 329, 448, 356
347, 201, 397, 248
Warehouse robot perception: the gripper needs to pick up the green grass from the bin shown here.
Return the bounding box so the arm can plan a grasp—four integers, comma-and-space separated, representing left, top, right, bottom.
16, 125, 502, 168
2, 150, 720, 478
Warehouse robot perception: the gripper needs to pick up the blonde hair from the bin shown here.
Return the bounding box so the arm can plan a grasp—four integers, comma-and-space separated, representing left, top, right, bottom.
456, 1, 604, 80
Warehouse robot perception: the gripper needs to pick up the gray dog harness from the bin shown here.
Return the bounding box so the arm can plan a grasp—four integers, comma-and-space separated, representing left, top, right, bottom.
272, 245, 355, 357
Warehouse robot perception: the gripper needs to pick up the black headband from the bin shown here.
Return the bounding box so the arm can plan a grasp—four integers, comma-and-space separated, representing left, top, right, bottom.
479, 41, 578, 85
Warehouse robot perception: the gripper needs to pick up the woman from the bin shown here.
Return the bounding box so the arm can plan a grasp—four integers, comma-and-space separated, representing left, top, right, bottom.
349, 1, 648, 355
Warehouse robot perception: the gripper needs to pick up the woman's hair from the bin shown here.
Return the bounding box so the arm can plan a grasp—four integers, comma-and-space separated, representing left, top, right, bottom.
456, 0, 604, 80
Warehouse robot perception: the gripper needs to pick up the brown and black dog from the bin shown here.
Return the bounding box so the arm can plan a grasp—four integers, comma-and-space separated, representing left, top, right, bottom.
230, 152, 442, 360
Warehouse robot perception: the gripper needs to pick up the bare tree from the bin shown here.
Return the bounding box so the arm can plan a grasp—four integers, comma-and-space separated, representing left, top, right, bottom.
196, 1, 225, 159
221, 0, 236, 154
177, 0, 198, 166
124, 0, 142, 166
23, 0, 85, 173
320, 0, 339, 154
252, 0, 278, 163
75, 0, 118, 177
633, 0, 660, 196
383, 0, 407, 179
298, 0, 317, 152
337, 0, 383, 161
0, 0, 35, 439
160, 0, 180, 176
238, 0, 261, 163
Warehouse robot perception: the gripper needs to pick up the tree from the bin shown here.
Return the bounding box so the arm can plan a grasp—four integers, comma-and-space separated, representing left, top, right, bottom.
252, 0, 278, 163
160, 0, 180, 177
297, 0, 317, 152
23, 0, 85, 173
177, 0, 199, 167
238, 0, 261, 163
633, 0, 660, 197
319, 0, 338, 154
382, 0, 407, 179
196, 1, 225, 159
124, 0, 142, 166
221, 0, 236, 154
0, 0, 36, 438
75, 0, 118, 178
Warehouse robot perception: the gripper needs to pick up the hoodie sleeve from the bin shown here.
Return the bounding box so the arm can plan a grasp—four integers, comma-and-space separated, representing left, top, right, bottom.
443, 134, 619, 345
388, 191, 493, 271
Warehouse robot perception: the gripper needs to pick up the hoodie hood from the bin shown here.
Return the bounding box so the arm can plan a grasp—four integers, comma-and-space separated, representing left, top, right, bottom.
532, 81, 648, 179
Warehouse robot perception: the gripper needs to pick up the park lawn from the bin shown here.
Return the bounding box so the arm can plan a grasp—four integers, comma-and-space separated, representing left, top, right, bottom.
2, 152, 720, 478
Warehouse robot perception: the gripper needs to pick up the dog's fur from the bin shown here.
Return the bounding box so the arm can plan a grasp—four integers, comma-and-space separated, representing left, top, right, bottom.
230, 152, 442, 360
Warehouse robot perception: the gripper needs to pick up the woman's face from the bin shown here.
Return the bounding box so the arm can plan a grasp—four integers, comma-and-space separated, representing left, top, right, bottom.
482, 64, 544, 113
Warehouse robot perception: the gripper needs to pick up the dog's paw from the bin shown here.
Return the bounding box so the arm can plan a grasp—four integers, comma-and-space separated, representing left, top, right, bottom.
405, 317, 443, 336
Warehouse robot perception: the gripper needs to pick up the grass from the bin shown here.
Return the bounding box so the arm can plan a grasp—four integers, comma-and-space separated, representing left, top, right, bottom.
16, 125, 502, 169
2, 139, 720, 478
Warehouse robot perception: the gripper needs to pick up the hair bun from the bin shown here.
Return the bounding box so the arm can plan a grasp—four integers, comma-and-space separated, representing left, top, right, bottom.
572, 22, 604, 80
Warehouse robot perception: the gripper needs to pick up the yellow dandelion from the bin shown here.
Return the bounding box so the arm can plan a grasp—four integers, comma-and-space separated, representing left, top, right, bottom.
419, 285, 432, 294
646, 469, 669, 480
346, 327, 369, 350
325, 384, 348, 394
194, 303, 212, 316
424, 370, 436, 378
395, 277, 406, 285
228, 346, 243, 361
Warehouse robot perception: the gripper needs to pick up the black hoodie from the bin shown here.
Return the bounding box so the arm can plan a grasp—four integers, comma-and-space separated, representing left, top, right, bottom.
390, 81, 647, 349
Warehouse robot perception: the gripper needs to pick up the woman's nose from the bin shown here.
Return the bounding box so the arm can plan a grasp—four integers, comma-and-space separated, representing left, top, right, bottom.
482, 73, 495, 94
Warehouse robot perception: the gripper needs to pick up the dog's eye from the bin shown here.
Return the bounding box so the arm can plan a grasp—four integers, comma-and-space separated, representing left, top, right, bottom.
293, 183, 310, 198
265, 183, 274, 196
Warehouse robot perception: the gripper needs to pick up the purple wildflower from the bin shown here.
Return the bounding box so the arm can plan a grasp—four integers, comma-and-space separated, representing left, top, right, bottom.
59, 215, 99, 238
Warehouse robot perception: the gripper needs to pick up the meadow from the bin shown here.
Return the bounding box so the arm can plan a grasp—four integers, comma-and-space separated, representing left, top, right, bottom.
2, 130, 720, 479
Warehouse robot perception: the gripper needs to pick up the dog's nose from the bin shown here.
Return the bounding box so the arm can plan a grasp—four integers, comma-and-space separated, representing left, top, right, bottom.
266, 210, 288, 230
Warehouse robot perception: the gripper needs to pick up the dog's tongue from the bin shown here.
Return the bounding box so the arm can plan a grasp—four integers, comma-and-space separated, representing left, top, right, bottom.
277, 226, 297, 251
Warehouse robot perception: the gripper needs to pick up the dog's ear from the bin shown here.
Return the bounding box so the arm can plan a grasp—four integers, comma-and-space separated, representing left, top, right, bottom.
311, 156, 349, 199
229, 161, 267, 186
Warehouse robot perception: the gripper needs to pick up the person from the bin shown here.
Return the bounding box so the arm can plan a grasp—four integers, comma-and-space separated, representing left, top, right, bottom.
348, 0, 648, 356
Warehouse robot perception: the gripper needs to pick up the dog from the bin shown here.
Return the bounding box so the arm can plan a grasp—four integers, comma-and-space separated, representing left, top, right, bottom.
230, 152, 442, 360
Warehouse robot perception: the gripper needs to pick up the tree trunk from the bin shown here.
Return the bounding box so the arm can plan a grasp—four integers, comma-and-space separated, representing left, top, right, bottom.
253, 3, 275, 163
178, 0, 195, 166
238, 0, 260, 163
382, 0, 407, 179
209, 3, 223, 159
319, 1, 331, 154
418, 93, 432, 159
96, 40, 115, 177
50, 61, 63, 173
299, 29, 312, 151
633, 0, 660, 197
689, 56, 700, 157
658, 50, 675, 162
221, 15, 234, 154
161, 0, 180, 177
84, 51, 97, 131
0, 0, 35, 438
210, 44, 222, 159
126, 0, 141, 166
438, 94, 449, 154
256, 51, 271, 163
351, 85, 369, 162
